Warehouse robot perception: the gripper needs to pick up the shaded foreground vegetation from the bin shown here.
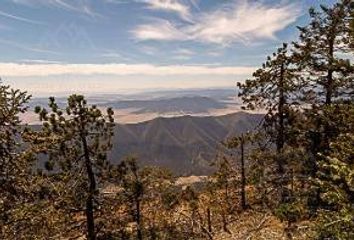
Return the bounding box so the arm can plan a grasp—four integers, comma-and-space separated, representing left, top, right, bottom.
1, 1, 354, 239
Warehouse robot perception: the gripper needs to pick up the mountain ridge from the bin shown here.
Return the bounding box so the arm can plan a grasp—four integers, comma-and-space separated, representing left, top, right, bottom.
110, 112, 263, 175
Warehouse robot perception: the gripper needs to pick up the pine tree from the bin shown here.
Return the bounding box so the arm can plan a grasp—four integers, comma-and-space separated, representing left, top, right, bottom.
314, 103, 354, 239
291, 1, 354, 213
343, 1, 354, 50
225, 132, 254, 210
0, 81, 31, 199
28, 95, 114, 240
0, 81, 34, 238
238, 44, 301, 200
118, 157, 144, 240
293, 0, 353, 105
115, 157, 177, 239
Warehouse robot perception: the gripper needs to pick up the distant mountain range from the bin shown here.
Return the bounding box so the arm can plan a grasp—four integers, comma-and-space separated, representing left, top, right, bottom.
26, 89, 262, 175
100, 96, 230, 114
110, 112, 263, 175
25, 89, 242, 124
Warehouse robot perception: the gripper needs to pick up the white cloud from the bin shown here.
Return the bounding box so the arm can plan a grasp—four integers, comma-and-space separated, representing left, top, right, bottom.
132, 19, 187, 41
100, 51, 133, 62
140, 0, 192, 21
19, 59, 63, 64
133, 0, 301, 46
173, 48, 195, 60
175, 48, 194, 55
0, 62, 256, 77
190, 1, 300, 45
101, 52, 123, 58
104, 0, 130, 4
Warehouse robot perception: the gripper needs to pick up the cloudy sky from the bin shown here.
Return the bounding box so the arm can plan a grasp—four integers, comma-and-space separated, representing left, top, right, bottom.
0, 0, 335, 96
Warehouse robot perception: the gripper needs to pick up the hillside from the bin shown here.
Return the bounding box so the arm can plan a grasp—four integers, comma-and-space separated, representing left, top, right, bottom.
110, 112, 262, 175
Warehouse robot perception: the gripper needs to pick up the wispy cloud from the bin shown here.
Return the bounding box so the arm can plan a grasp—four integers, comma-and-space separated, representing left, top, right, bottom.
140, 0, 192, 21
133, 0, 301, 46
133, 19, 187, 41
104, 0, 128, 4
19, 59, 63, 64
100, 51, 134, 62
173, 48, 195, 60
101, 52, 124, 58
10, 0, 101, 18
0, 62, 256, 77
175, 48, 194, 55
0, 9, 45, 25
189, 1, 301, 45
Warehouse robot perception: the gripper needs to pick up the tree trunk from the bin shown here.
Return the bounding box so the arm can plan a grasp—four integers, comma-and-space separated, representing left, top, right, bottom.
207, 207, 212, 234
240, 135, 247, 210
136, 198, 143, 240
277, 63, 287, 203
82, 135, 96, 240
277, 63, 285, 174
325, 38, 334, 105
221, 210, 230, 234
323, 37, 335, 150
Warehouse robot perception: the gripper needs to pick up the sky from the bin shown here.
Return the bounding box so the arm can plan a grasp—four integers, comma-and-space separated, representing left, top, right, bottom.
0, 0, 336, 96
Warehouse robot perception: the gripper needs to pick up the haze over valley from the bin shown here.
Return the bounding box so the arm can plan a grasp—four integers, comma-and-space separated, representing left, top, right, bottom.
22, 88, 244, 124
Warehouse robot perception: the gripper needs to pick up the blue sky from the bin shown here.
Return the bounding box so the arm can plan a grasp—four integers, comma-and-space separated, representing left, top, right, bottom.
0, 0, 336, 96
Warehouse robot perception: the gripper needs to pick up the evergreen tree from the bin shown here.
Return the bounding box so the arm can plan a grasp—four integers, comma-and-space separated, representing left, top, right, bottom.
314, 103, 354, 239
225, 132, 254, 210
292, 1, 354, 213
293, 0, 353, 105
114, 157, 177, 239
0, 81, 35, 238
28, 95, 114, 240
0, 81, 31, 200
237, 44, 301, 200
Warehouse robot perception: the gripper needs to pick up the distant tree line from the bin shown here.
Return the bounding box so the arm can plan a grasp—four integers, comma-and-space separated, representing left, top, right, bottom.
0, 1, 353, 239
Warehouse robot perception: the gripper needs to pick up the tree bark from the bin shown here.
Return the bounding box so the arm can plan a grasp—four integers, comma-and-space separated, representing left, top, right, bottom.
240, 135, 247, 210
82, 134, 96, 240
136, 198, 143, 240
277, 63, 285, 174
325, 37, 334, 105
277, 63, 287, 203
207, 207, 212, 234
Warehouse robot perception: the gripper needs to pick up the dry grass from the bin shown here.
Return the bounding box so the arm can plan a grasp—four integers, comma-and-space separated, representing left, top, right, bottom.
213, 210, 314, 240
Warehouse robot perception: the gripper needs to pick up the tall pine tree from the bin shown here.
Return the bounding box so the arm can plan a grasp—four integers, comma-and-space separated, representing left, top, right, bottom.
238, 44, 301, 183
293, 0, 353, 105
28, 95, 114, 240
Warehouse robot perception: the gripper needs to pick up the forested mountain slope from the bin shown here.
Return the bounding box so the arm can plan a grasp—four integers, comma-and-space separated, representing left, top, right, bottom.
111, 112, 262, 175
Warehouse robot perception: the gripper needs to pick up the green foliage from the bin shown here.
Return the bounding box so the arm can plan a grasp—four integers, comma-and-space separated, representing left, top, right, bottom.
237, 1, 354, 237
238, 43, 302, 166
101, 157, 180, 239
0, 81, 37, 239
26, 94, 115, 239
238, 43, 300, 112
293, 0, 353, 105
274, 202, 302, 224
314, 115, 354, 239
